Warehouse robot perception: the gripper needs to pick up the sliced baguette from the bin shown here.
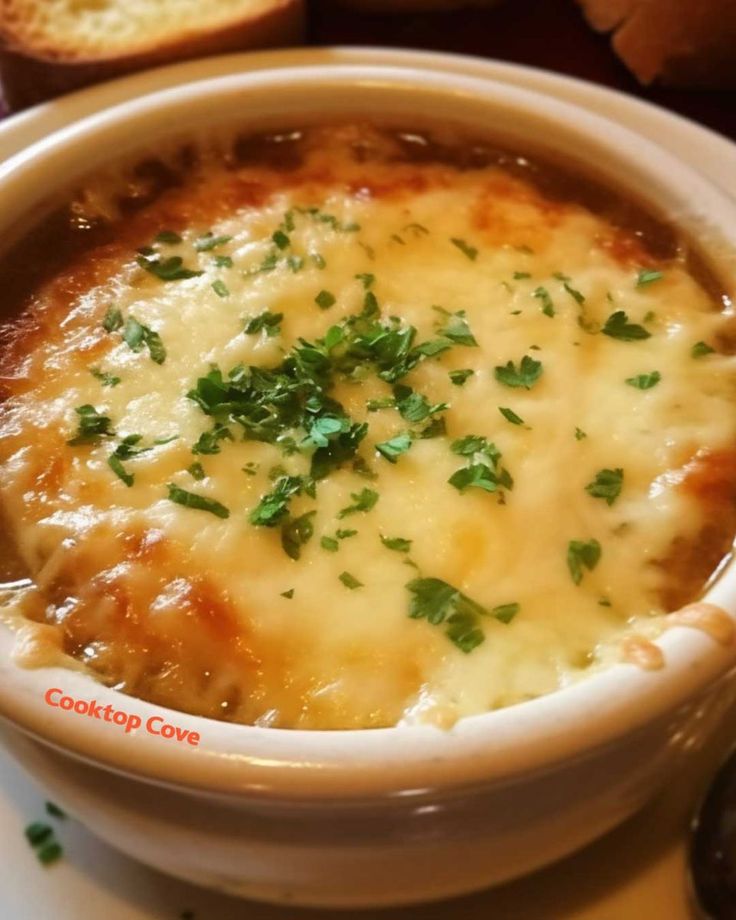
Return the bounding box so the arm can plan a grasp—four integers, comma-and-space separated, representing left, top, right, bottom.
0, 0, 305, 110
578, 0, 736, 87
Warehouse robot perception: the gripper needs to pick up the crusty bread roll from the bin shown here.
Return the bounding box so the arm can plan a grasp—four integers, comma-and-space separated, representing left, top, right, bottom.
0, 0, 305, 111
578, 0, 736, 87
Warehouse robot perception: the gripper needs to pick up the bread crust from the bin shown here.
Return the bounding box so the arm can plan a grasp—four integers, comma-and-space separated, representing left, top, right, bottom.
578, 0, 736, 87
0, 0, 305, 110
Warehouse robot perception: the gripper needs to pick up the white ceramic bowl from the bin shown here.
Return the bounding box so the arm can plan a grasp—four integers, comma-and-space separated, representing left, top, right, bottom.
1, 64, 736, 908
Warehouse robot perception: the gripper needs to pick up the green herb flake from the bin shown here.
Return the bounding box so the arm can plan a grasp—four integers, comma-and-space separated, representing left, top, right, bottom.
315, 289, 336, 310
449, 368, 474, 386
244, 310, 283, 337
272, 229, 290, 250
37, 841, 63, 866
25, 823, 53, 847
90, 367, 121, 387
533, 286, 555, 317
567, 539, 602, 585
311, 253, 326, 269
575, 427, 587, 441
692, 341, 716, 358
636, 268, 664, 287
321, 536, 339, 552
122, 317, 166, 364
355, 272, 375, 289
407, 577, 494, 654
214, 254, 233, 268
601, 311, 651, 342
450, 238, 478, 261
449, 464, 499, 494
499, 406, 525, 426
108, 454, 134, 487
492, 602, 520, 624
338, 488, 379, 519
435, 309, 477, 347
212, 279, 230, 298
194, 232, 232, 253
339, 571, 363, 590
494, 355, 543, 389
376, 432, 412, 464
154, 230, 182, 244
585, 468, 623, 506
249, 476, 304, 527
102, 305, 123, 332
187, 462, 206, 481
166, 483, 230, 519
67, 405, 114, 445
45, 802, 66, 819
626, 371, 661, 390
137, 253, 203, 281
281, 511, 316, 560
514, 271, 532, 280
281, 589, 294, 599
381, 535, 412, 552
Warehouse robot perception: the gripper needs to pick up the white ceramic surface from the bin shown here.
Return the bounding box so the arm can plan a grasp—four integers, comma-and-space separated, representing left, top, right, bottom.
0, 54, 732, 916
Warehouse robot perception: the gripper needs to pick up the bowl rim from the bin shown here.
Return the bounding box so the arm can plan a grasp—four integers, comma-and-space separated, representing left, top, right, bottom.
1, 62, 736, 800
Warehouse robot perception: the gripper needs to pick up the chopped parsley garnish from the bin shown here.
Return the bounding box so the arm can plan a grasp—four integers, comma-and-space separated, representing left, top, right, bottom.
558, 277, 585, 305
249, 475, 305, 527
499, 407, 525, 426
355, 273, 375, 289
67, 405, 114, 445
381, 535, 412, 552
636, 268, 663, 287
45, 802, 66, 819
194, 232, 232, 252
287, 255, 304, 273
272, 229, 290, 250
281, 511, 316, 560
567, 539, 602, 585
575, 427, 587, 440
626, 371, 661, 389
393, 384, 447, 423
90, 367, 121, 387
154, 230, 182, 244
450, 238, 478, 261
311, 253, 326, 269
212, 279, 229, 298
338, 487, 378, 519
433, 307, 478, 346
137, 252, 203, 281
601, 311, 651, 342
339, 571, 363, 590
315, 290, 336, 310
321, 536, 339, 552
214, 254, 233, 268
449, 435, 512, 496
166, 483, 230, 519
692, 341, 715, 358
244, 311, 283, 337
122, 317, 166, 364
192, 423, 233, 455
37, 842, 63, 866
449, 368, 474, 386
492, 602, 520, 624
102, 305, 123, 332
25, 823, 53, 846
108, 454, 134, 487
533, 286, 555, 317
585, 468, 623, 505
281, 589, 294, 599
494, 355, 543, 389
187, 462, 205, 481
407, 577, 510, 654
514, 271, 532, 280
376, 432, 412, 464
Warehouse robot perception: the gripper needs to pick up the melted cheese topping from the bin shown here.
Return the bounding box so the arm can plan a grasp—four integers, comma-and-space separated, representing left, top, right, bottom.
1, 124, 735, 730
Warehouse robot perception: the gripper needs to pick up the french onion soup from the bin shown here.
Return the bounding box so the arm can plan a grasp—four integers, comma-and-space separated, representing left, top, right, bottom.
0, 123, 734, 729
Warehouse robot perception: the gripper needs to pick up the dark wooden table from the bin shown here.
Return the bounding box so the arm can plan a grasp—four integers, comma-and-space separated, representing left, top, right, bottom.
311, 0, 736, 142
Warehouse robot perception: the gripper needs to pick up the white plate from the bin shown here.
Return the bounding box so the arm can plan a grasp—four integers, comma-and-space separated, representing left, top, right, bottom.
1, 47, 735, 920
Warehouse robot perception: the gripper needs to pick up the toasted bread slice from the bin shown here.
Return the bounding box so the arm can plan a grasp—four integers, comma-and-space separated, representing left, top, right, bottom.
0, 0, 305, 110
578, 0, 736, 87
